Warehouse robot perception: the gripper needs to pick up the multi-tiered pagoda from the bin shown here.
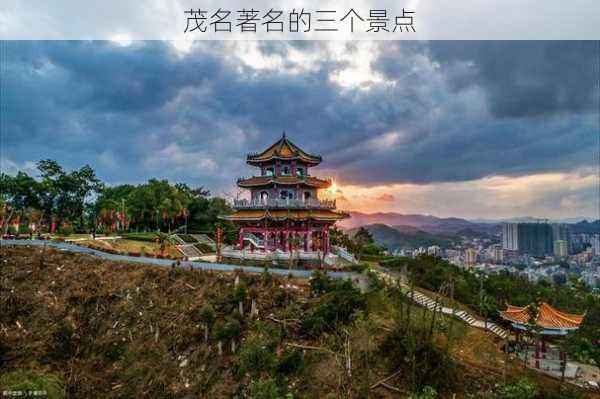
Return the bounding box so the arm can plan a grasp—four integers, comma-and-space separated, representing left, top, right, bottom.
221, 133, 348, 263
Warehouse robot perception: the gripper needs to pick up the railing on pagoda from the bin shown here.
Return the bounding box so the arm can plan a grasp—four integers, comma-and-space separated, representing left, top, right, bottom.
233, 198, 336, 210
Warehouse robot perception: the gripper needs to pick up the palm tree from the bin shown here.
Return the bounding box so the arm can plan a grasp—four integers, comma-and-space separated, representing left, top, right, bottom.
155, 232, 172, 256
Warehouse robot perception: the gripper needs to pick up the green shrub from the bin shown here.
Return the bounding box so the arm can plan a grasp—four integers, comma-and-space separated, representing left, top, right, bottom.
379, 324, 456, 394
246, 378, 280, 399
276, 348, 303, 375
239, 336, 277, 376
57, 225, 74, 236
239, 322, 280, 376
302, 277, 366, 336
345, 263, 369, 273
408, 386, 437, 399
494, 378, 538, 399
47, 323, 77, 361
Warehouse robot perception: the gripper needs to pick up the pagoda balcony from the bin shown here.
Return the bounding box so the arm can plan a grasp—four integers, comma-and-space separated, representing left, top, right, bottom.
233, 198, 336, 210
236, 175, 332, 189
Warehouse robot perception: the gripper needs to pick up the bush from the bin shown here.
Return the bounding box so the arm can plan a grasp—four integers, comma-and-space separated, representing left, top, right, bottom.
345, 263, 369, 273
494, 378, 538, 399
239, 322, 280, 376
408, 386, 438, 399
47, 322, 77, 361
57, 225, 74, 236
0, 370, 64, 399
276, 348, 303, 375
379, 324, 456, 394
302, 277, 366, 336
246, 378, 280, 399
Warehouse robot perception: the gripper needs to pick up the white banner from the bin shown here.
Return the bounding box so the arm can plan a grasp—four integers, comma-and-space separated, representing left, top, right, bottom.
1, 0, 599, 40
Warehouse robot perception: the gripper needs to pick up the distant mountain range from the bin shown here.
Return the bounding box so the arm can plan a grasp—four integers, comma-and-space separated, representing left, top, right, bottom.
339, 212, 600, 250
339, 212, 500, 235
348, 224, 459, 251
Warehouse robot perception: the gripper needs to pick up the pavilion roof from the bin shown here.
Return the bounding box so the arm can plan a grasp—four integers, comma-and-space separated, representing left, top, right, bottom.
247, 133, 322, 166
499, 303, 585, 330
220, 209, 348, 222
237, 175, 331, 189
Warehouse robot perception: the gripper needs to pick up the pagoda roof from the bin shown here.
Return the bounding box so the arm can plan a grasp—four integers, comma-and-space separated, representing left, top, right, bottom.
247, 133, 322, 166
237, 175, 331, 189
220, 209, 348, 222
499, 303, 585, 331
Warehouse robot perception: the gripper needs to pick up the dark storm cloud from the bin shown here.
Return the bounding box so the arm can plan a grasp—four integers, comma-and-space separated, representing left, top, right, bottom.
1, 41, 598, 192
379, 41, 600, 118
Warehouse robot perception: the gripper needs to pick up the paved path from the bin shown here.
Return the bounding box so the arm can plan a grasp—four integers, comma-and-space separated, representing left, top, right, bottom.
1, 239, 355, 280
373, 270, 509, 339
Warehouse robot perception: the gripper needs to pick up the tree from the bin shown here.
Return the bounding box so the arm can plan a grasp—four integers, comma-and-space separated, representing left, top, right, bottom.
213, 321, 227, 356
233, 284, 247, 316
330, 225, 353, 248
352, 227, 374, 262
192, 306, 216, 343
212, 317, 242, 355
225, 317, 242, 353
1, 172, 41, 235
37, 160, 103, 230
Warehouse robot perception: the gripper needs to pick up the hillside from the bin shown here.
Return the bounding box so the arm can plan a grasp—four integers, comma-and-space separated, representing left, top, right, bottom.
340, 212, 500, 236
1, 246, 592, 398
349, 224, 458, 251
571, 220, 600, 234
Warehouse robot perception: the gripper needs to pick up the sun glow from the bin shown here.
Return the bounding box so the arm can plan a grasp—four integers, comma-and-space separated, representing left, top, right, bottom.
321, 179, 341, 200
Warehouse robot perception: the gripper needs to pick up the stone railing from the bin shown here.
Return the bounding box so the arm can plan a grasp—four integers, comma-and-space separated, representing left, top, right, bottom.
233, 198, 336, 210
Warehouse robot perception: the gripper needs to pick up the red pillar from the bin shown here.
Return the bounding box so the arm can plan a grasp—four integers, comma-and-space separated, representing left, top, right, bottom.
239, 227, 245, 249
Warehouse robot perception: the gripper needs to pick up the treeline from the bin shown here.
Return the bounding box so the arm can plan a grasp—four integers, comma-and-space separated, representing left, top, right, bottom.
0, 160, 235, 240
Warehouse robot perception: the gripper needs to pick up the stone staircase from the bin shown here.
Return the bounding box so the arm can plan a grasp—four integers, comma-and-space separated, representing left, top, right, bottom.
376, 270, 509, 339
170, 234, 203, 260
243, 232, 265, 249
332, 245, 357, 264
190, 234, 216, 250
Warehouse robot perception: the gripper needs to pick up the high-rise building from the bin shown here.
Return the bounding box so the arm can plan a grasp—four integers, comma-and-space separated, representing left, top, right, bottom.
465, 248, 477, 266
502, 223, 519, 251
490, 245, 504, 263
502, 222, 554, 257
551, 224, 571, 254
591, 234, 600, 256
427, 245, 443, 257
518, 223, 553, 257
553, 240, 568, 258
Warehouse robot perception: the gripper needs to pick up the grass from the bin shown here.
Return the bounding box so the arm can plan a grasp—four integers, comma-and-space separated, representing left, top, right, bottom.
0, 370, 65, 399
120, 232, 159, 242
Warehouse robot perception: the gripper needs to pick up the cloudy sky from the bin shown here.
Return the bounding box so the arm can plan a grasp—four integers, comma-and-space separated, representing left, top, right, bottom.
1, 40, 598, 219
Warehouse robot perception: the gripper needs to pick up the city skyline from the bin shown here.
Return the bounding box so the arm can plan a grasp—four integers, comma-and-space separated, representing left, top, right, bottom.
2, 40, 599, 220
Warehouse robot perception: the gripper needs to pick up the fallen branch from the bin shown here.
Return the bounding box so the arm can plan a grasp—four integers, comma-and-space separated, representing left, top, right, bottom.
380, 382, 403, 393
267, 315, 300, 325
285, 343, 335, 354
370, 368, 402, 389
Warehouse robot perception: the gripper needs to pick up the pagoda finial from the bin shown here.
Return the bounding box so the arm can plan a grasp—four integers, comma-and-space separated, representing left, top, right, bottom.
282, 130, 286, 139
